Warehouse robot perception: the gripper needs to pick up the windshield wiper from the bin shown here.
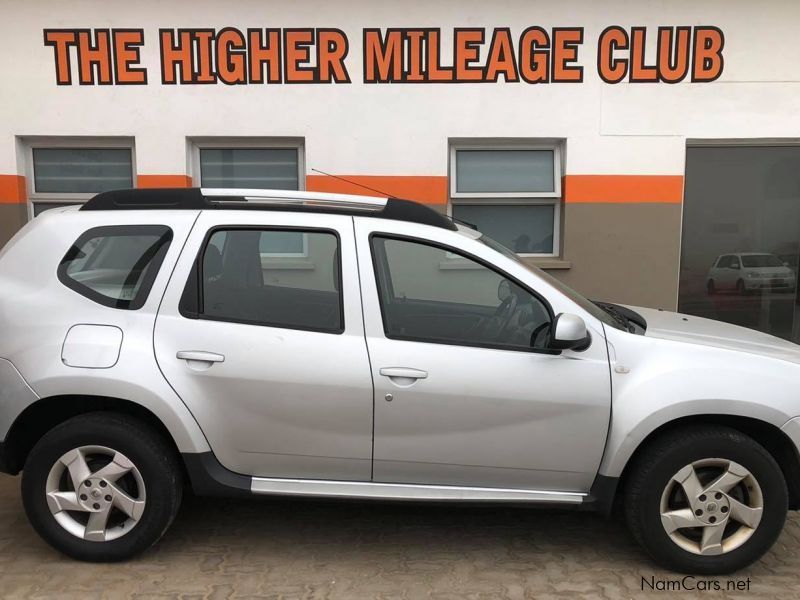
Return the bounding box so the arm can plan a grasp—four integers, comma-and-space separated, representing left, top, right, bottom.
594, 302, 634, 332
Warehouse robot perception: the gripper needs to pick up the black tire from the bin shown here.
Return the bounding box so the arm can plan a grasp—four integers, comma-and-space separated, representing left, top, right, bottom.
624, 426, 787, 574
21, 412, 183, 562
736, 279, 746, 295
707, 280, 716, 295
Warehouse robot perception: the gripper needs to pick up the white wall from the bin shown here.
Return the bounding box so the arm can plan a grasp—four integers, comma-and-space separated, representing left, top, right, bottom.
1, 0, 799, 178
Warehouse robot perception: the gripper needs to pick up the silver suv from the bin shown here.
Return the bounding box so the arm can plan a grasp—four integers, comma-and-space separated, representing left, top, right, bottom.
1, 188, 799, 573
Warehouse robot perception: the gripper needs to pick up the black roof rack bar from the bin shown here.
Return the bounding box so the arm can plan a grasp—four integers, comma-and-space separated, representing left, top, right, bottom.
80, 188, 458, 231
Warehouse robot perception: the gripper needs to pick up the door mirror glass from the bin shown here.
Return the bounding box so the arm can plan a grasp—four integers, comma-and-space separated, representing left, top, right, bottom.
550, 313, 591, 351
730, 262, 740, 270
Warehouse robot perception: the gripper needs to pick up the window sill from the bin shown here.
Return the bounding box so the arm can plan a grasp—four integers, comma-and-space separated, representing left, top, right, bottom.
520, 258, 572, 270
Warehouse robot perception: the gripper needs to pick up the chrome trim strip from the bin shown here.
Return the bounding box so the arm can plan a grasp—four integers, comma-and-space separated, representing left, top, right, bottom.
250, 477, 586, 503
200, 188, 388, 209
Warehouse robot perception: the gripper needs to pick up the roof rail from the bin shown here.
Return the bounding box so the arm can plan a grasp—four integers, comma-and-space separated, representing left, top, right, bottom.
81, 187, 458, 232
201, 188, 387, 211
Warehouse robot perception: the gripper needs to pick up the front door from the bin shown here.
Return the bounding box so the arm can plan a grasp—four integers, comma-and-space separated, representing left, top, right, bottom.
154, 211, 373, 480
355, 219, 611, 492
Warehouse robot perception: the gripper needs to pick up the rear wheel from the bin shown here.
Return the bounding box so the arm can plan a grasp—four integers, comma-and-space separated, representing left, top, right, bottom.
736, 279, 747, 295
624, 426, 787, 574
21, 412, 182, 561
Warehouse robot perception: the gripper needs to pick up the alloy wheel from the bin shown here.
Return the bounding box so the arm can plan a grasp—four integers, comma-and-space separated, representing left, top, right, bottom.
45, 445, 146, 542
659, 458, 763, 556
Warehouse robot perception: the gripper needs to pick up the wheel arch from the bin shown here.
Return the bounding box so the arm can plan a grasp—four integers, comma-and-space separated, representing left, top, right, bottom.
598, 414, 800, 515
2, 395, 189, 477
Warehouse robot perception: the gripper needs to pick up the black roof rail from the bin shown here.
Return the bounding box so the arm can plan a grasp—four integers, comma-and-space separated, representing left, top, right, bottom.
81, 188, 457, 231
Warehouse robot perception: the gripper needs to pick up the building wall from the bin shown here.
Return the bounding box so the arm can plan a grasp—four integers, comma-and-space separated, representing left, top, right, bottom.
1, 0, 799, 308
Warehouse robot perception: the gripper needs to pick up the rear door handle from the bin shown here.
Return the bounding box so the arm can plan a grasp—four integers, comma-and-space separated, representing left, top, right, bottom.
379, 367, 428, 386
176, 351, 225, 363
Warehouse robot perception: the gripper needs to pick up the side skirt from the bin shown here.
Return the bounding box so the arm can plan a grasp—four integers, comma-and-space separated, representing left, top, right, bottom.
183, 452, 588, 504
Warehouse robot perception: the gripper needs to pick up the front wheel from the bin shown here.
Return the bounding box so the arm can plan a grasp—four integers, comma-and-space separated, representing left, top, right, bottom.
624, 426, 787, 574
21, 412, 183, 561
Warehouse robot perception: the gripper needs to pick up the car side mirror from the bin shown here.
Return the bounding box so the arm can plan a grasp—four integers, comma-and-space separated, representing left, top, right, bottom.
550, 313, 591, 352
784, 262, 790, 267
730, 263, 740, 270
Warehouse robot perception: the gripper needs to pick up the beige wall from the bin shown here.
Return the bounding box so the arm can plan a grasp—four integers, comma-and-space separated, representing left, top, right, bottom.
0, 205, 27, 250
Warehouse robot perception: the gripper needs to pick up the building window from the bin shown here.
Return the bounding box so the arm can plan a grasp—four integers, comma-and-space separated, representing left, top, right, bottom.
449, 143, 562, 257
191, 138, 305, 256
24, 138, 135, 216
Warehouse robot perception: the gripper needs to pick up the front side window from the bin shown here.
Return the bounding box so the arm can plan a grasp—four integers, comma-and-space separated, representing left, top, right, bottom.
58, 225, 173, 310
450, 144, 562, 257
371, 236, 552, 351
187, 228, 342, 333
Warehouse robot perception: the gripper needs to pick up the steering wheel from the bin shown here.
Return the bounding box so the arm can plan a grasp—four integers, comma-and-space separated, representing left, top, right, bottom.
530, 321, 551, 349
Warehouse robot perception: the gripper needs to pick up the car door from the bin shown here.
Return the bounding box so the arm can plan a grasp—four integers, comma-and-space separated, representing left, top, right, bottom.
354, 218, 611, 492
154, 211, 373, 480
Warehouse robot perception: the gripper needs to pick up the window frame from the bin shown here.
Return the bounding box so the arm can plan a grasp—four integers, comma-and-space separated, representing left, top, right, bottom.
22, 136, 136, 219
448, 141, 563, 259
189, 137, 307, 258
180, 225, 345, 335
57, 224, 173, 310
369, 232, 559, 355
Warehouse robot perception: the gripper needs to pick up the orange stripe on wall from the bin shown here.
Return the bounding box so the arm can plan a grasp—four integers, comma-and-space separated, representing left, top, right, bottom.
307, 175, 448, 205
0, 175, 27, 204
564, 175, 684, 203
137, 174, 193, 188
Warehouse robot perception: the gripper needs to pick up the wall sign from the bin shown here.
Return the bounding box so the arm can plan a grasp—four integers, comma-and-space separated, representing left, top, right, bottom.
43, 26, 724, 86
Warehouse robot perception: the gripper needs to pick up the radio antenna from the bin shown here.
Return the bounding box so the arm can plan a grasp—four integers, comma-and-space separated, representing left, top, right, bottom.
311, 168, 393, 197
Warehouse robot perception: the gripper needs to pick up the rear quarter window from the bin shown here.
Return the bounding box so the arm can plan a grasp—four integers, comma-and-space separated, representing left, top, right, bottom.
58, 225, 173, 310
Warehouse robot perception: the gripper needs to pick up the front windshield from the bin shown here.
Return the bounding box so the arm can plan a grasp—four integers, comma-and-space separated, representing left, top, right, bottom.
475, 232, 625, 330
741, 254, 783, 268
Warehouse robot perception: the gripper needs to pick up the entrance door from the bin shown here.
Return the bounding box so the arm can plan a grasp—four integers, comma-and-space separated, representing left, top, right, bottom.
154, 211, 373, 480
679, 145, 800, 342
354, 219, 611, 492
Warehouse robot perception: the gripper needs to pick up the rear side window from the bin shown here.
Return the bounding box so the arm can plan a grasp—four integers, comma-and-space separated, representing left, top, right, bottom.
181, 228, 343, 333
58, 225, 173, 310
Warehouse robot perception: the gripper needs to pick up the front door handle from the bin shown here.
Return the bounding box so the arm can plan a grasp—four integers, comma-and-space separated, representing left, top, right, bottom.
176, 351, 225, 363
379, 367, 428, 387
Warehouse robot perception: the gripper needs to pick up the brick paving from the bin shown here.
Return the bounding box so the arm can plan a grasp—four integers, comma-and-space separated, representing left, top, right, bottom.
1, 474, 799, 599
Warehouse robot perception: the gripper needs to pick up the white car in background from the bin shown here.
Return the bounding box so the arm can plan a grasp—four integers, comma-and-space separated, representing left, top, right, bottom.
707, 253, 796, 295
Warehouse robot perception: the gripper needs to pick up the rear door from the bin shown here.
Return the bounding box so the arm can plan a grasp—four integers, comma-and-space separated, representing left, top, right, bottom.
154, 211, 374, 480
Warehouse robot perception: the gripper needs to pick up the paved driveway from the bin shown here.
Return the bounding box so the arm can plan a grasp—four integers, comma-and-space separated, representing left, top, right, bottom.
1, 474, 799, 599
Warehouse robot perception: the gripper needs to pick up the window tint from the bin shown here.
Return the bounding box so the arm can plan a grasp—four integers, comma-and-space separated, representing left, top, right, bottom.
58, 225, 173, 310
33, 148, 133, 193
452, 204, 555, 254
371, 236, 551, 350
455, 149, 555, 194
741, 255, 783, 268
195, 229, 342, 332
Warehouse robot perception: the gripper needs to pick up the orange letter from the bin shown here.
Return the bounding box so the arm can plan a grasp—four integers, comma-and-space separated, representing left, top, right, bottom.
552, 28, 583, 82
519, 27, 549, 83
454, 29, 483, 81
217, 28, 246, 84
317, 29, 350, 83
657, 27, 690, 83
485, 28, 518, 82
692, 27, 724, 82
363, 29, 402, 83
597, 26, 628, 84
77, 29, 112, 85
43, 30, 77, 85
194, 30, 216, 83
160, 30, 193, 84
113, 30, 146, 84
427, 30, 454, 82
248, 29, 281, 83
406, 30, 425, 81
629, 27, 658, 82
285, 29, 315, 82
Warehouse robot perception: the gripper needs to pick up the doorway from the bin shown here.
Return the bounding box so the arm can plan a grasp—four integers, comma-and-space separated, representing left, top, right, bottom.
678, 144, 800, 342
